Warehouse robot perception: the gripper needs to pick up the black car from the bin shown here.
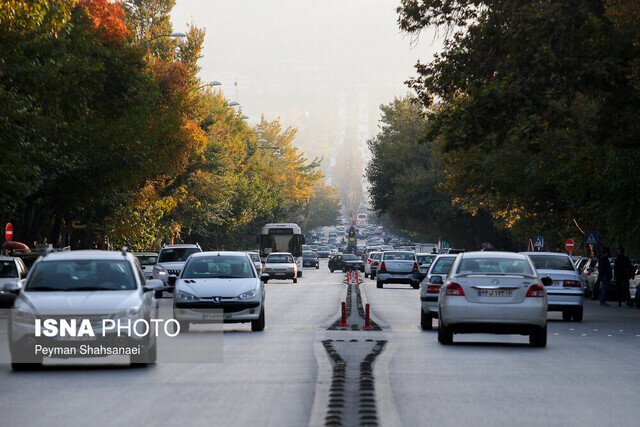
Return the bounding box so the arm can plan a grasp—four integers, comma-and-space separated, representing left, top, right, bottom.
328, 254, 365, 273
302, 251, 319, 269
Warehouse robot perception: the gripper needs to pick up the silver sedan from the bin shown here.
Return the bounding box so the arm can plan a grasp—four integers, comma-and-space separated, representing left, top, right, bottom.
437, 251, 548, 347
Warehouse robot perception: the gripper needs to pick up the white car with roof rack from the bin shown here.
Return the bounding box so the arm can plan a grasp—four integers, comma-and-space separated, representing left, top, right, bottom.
437, 251, 548, 347
8, 249, 164, 370
153, 243, 202, 297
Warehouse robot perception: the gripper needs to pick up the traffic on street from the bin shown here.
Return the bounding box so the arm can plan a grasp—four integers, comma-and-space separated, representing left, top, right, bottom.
2, 1, 640, 426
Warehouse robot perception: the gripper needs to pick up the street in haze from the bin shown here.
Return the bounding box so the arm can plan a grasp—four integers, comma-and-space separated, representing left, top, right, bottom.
2, 251, 640, 426
2, 1, 640, 426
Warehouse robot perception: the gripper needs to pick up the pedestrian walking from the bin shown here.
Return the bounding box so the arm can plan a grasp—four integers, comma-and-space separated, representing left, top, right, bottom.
614, 247, 634, 307
598, 247, 613, 306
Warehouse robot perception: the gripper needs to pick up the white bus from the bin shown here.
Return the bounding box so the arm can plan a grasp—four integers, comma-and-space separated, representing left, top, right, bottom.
356, 213, 368, 227
258, 223, 305, 275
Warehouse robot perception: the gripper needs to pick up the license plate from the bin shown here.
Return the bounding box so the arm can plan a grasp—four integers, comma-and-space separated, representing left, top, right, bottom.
54, 335, 97, 342
202, 313, 230, 320
479, 290, 512, 297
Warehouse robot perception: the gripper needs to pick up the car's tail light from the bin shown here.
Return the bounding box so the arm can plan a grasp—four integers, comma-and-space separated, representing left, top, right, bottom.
426, 284, 441, 294
563, 280, 582, 288
445, 283, 465, 296
526, 284, 545, 297
366, 260, 371, 264
372, 262, 378, 266
379, 261, 386, 272
412, 262, 419, 272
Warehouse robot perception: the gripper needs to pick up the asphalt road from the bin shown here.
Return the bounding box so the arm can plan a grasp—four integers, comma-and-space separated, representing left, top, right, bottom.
1, 259, 640, 426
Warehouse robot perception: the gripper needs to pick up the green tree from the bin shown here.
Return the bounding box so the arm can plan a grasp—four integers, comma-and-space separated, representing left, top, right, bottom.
397, 0, 640, 253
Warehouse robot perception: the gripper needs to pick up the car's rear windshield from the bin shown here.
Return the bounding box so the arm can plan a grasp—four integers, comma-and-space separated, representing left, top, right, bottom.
25, 260, 136, 291
457, 257, 534, 275
383, 252, 414, 261
303, 251, 315, 257
0, 261, 18, 278
247, 253, 260, 262
183, 256, 255, 279
430, 257, 455, 275
158, 247, 200, 263
318, 247, 330, 251
528, 255, 575, 271
342, 255, 358, 260
417, 255, 436, 265
135, 255, 157, 266
266, 254, 294, 263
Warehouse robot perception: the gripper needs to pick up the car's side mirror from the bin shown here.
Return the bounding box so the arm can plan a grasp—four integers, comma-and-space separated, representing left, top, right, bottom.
541, 277, 553, 287
429, 276, 443, 285
19, 270, 27, 279
260, 273, 270, 282
144, 279, 165, 292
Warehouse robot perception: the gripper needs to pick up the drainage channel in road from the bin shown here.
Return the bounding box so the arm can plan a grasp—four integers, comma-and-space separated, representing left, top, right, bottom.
327, 283, 381, 331
322, 339, 387, 426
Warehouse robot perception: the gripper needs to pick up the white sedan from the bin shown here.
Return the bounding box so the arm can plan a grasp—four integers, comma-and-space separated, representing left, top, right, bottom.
173, 252, 266, 332
437, 252, 548, 347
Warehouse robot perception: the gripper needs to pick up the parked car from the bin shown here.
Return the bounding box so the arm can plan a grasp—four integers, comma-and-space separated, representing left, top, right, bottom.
328, 254, 365, 273
364, 252, 382, 279
437, 251, 547, 347
263, 252, 298, 283
247, 252, 263, 274
376, 251, 421, 289
9, 250, 163, 370
0, 256, 28, 308
173, 251, 266, 333
523, 252, 583, 321
579, 258, 598, 296
153, 244, 202, 297
302, 251, 319, 269
415, 253, 437, 280
134, 252, 158, 280
419, 254, 458, 330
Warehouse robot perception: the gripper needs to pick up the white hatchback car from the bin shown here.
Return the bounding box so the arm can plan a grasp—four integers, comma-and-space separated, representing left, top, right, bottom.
437, 252, 548, 347
173, 252, 266, 332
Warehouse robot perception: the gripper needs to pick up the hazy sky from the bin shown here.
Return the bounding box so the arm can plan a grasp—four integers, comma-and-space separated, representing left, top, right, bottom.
170, 0, 441, 168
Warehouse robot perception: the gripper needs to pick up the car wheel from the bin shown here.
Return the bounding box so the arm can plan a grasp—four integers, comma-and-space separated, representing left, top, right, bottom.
251, 308, 265, 331
173, 320, 189, 334
298, 271, 302, 278
529, 326, 547, 347
562, 311, 572, 321
329, 268, 334, 273
573, 307, 583, 322
11, 361, 42, 371
131, 340, 157, 366
412, 283, 419, 289
342, 267, 347, 273
364, 272, 369, 279
293, 277, 297, 283
154, 290, 163, 299
376, 280, 383, 289
438, 322, 453, 345
371, 272, 376, 279
420, 310, 432, 330
316, 264, 319, 269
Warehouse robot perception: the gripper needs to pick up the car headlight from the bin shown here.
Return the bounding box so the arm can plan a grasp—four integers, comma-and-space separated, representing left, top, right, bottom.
154, 266, 168, 278
13, 309, 36, 325
176, 290, 199, 301
236, 289, 258, 301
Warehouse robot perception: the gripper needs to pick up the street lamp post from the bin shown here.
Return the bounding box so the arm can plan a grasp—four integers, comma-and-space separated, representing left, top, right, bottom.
141, 32, 186, 45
